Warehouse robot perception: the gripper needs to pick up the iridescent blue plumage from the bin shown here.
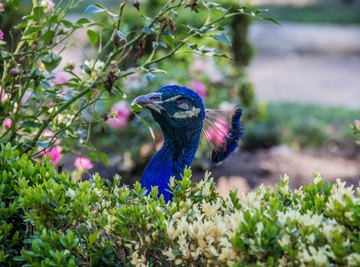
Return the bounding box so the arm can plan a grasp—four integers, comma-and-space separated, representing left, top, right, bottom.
132, 85, 243, 201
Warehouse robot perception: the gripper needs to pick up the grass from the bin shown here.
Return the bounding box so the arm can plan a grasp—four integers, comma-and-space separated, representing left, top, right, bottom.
243, 102, 360, 150
257, 2, 360, 25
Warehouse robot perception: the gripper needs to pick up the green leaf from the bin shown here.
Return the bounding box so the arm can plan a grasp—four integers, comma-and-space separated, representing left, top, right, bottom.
95, 151, 108, 166
20, 121, 41, 128
33, 6, 44, 21
40, 30, 55, 42
131, 104, 144, 113
212, 32, 232, 46
145, 73, 155, 82
85, 5, 106, 15
87, 30, 99, 46
163, 35, 174, 49
142, 27, 155, 34
76, 18, 90, 25
116, 30, 126, 41
262, 17, 281, 26
37, 141, 50, 148
41, 53, 62, 72
134, 114, 155, 141
88, 233, 97, 245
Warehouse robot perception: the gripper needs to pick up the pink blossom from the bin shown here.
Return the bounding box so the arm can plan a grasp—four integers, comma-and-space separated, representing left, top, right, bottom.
107, 100, 131, 128
209, 73, 224, 84
53, 72, 71, 84
40, 129, 60, 144
189, 59, 206, 73
0, 3, 4, 12
2, 118, 12, 128
42, 129, 54, 137
0, 88, 8, 103
0, 30, 4, 41
74, 157, 94, 170
189, 80, 207, 98
204, 58, 224, 84
43, 146, 62, 165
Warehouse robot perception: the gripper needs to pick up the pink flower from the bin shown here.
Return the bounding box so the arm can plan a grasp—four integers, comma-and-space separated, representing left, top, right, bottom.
209, 73, 224, 84
74, 157, 93, 170
0, 88, 8, 103
0, 3, 4, 12
107, 100, 131, 128
42, 129, 54, 137
53, 71, 71, 84
43, 146, 62, 165
2, 118, 12, 128
189, 80, 207, 98
189, 59, 206, 73
0, 30, 4, 41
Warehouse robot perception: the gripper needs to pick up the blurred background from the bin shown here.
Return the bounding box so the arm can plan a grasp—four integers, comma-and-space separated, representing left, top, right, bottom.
2, 0, 359, 194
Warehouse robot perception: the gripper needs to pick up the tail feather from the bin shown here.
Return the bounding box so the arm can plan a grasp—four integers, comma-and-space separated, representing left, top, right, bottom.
210, 107, 244, 163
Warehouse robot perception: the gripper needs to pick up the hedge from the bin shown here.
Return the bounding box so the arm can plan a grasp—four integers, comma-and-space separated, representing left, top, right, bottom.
0, 143, 359, 266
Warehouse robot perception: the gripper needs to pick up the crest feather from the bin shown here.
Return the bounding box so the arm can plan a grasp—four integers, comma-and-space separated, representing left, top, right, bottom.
202, 107, 244, 163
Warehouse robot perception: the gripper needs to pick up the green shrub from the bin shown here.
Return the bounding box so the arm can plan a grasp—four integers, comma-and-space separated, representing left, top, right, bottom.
0, 144, 359, 266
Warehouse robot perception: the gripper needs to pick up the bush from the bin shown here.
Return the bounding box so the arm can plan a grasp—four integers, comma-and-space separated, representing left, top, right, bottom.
1, 144, 359, 266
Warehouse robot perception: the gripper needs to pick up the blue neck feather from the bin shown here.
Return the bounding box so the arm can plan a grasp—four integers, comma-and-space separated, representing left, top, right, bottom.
140, 126, 201, 202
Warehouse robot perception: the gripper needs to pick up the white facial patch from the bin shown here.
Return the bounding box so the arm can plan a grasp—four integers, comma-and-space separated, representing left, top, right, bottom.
172, 107, 201, 119
163, 95, 182, 103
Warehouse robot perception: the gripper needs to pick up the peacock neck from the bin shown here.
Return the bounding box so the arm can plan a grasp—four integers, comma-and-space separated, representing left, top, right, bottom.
140, 128, 202, 202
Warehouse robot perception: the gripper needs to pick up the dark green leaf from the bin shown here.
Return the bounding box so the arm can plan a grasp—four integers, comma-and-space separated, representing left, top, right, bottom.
41, 53, 62, 72
40, 30, 55, 42
262, 17, 281, 26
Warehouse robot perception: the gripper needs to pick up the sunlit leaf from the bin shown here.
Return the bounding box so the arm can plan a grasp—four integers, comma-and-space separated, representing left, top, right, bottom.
87, 30, 99, 46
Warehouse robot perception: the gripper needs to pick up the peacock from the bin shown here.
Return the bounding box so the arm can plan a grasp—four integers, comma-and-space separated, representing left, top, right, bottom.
131, 85, 244, 202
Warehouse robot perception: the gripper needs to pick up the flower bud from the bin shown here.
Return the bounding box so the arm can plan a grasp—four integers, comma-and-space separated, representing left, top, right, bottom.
9, 68, 19, 77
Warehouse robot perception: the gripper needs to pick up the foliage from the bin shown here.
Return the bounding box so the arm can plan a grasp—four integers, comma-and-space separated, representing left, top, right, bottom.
0, 0, 268, 171
1, 144, 359, 266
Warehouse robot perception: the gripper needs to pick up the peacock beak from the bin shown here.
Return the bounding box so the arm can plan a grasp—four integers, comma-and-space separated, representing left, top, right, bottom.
131, 92, 165, 113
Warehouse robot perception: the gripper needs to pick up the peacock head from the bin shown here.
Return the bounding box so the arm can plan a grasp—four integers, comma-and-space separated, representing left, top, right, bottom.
132, 84, 244, 163
132, 85, 206, 143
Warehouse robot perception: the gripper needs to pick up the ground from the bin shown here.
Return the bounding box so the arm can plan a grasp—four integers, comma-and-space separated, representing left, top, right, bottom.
213, 21, 360, 195
209, 144, 360, 196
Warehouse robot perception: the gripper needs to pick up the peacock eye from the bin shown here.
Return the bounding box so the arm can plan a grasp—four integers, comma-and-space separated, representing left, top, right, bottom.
177, 99, 192, 110
149, 94, 162, 102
